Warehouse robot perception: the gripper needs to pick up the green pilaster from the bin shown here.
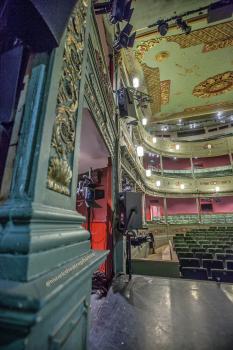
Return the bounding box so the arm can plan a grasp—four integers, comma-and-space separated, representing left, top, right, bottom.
0, 1, 109, 348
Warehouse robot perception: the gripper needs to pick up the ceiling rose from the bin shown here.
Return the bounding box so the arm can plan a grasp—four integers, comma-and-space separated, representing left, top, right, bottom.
155, 51, 170, 62
193, 71, 233, 98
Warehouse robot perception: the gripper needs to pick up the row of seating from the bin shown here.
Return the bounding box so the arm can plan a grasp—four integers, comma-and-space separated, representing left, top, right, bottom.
174, 228, 233, 282
181, 267, 233, 282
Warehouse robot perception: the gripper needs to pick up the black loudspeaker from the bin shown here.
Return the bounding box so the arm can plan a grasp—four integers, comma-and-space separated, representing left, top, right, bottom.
207, 0, 233, 23
119, 192, 143, 230
5, 0, 78, 52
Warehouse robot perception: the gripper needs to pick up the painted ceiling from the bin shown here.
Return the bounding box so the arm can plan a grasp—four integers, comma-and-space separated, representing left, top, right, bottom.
122, 0, 233, 124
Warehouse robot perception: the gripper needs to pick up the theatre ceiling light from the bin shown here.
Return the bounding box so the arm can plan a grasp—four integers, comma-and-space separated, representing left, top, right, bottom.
152, 137, 157, 144
133, 77, 139, 88
156, 180, 161, 187
146, 169, 151, 177
175, 144, 180, 150
142, 118, 148, 126
180, 183, 185, 190
207, 144, 212, 150
215, 186, 220, 192
137, 145, 144, 157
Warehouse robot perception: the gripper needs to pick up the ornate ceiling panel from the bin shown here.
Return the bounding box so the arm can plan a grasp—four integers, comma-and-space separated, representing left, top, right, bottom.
121, 4, 233, 123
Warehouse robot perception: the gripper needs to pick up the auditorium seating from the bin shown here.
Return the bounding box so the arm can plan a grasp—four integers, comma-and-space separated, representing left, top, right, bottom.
173, 228, 233, 283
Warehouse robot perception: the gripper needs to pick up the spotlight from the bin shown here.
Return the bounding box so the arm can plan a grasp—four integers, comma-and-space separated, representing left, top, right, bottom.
142, 118, 148, 126
175, 144, 180, 150
146, 169, 152, 177
215, 186, 220, 192
110, 0, 134, 24
180, 183, 185, 190
152, 137, 157, 144
207, 144, 212, 150
113, 23, 136, 51
157, 20, 169, 36
176, 17, 191, 35
156, 180, 161, 187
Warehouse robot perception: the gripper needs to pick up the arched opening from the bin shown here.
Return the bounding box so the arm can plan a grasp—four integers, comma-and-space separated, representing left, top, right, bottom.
77, 108, 114, 282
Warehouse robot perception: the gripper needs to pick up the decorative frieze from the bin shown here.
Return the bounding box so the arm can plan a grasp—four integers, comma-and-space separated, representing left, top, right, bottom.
47, 0, 88, 195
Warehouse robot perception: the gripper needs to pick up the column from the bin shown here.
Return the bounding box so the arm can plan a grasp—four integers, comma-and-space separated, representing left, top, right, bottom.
190, 157, 194, 178
0, 2, 108, 348
160, 154, 164, 174
196, 197, 201, 223
163, 196, 168, 224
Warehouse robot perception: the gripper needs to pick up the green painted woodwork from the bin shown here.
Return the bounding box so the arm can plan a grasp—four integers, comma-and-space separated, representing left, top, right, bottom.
132, 259, 180, 278
0, 1, 118, 349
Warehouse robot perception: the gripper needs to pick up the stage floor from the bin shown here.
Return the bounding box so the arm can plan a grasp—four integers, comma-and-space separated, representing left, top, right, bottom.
89, 275, 233, 350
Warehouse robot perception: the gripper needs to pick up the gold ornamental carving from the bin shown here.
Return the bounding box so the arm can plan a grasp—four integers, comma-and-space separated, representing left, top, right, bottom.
135, 20, 233, 62
47, 0, 88, 195
155, 51, 169, 62
47, 158, 72, 196
142, 64, 161, 114
193, 72, 233, 98
160, 80, 170, 105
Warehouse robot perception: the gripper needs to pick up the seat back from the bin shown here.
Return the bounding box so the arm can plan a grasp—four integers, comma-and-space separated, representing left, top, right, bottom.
181, 267, 208, 280
177, 252, 194, 259
179, 258, 200, 268
226, 260, 233, 270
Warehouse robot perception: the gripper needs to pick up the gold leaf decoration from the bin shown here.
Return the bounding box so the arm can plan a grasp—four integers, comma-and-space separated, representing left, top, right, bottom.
135, 20, 233, 62
160, 80, 170, 105
48, 157, 72, 196
193, 72, 233, 98
47, 0, 88, 195
142, 64, 161, 114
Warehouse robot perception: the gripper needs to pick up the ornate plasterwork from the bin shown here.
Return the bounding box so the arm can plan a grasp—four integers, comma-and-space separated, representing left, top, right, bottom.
155, 51, 170, 62
47, 0, 88, 195
203, 38, 233, 53
142, 64, 161, 114
160, 80, 170, 105
158, 101, 233, 121
135, 20, 233, 63
135, 38, 161, 63
193, 72, 233, 98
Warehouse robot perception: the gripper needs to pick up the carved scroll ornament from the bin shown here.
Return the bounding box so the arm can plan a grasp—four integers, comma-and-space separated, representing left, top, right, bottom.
47, 0, 88, 195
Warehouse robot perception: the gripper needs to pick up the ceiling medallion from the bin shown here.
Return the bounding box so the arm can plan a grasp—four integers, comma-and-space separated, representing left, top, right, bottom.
193, 72, 233, 98
155, 51, 170, 62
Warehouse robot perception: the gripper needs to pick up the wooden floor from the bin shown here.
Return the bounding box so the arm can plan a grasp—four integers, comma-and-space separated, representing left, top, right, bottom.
89, 275, 233, 350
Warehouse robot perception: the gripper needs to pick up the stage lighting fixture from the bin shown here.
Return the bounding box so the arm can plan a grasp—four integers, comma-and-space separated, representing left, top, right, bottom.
156, 180, 161, 187
215, 186, 220, 192
175, 144, 180, 151
110, 0, 134, 24
113, 23, 136, 51
146, 169, 151, 177
157, 20, 169, 36
152, 137, 157, 144
176, 17, 191, 35
180, 183, 185, 190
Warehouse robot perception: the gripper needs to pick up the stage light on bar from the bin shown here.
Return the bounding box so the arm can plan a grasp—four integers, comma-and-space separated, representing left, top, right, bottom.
152, 137, 157, 143
142, 118, 148, 126
215, 186, 220, 192
175, 144, 180, 150
146, 169, 151, 177
156, 180, 161, 187
137, 145, 144, 157
207, 144, 212, 150
180, 183, 185, 190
